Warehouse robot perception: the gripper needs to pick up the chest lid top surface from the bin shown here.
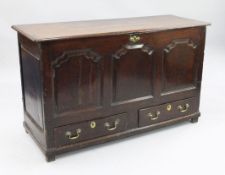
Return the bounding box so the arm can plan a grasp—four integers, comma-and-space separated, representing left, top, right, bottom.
12, 15, 210, 42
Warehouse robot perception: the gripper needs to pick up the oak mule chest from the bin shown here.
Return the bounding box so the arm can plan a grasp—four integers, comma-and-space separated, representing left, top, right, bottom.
12, 15, 209, 161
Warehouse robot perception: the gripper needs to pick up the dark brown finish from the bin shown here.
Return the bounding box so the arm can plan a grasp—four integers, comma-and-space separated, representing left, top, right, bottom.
55, 113, 128, 147
139, 97, 198, 127
12, 15, 209, 161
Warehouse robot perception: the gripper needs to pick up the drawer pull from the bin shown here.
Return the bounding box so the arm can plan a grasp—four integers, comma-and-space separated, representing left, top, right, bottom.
148, 111, 160, 121
104, 119, 120, 131
177, 103, 190, 113
65, 129, 82, 140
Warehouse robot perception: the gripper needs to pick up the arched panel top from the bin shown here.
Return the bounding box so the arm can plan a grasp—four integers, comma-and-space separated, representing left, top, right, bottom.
112, 43, 154, 60
164, 39, 197, 54
52, 49, 102, 68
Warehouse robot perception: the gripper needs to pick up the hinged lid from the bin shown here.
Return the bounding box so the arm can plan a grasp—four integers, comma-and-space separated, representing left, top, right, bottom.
12, 15, 210, 42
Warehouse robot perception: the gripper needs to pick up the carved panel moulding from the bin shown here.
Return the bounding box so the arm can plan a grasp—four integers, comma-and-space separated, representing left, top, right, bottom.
164, 39, 198, 53
52, 49, 102, 68
112, 43, 154, 59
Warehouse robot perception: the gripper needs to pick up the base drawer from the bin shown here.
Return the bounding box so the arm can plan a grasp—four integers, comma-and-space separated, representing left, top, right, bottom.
54, 113, 128, 147
139, 97, 198, 127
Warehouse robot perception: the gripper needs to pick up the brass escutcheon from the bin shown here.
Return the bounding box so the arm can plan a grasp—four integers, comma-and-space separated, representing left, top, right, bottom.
90, 121, 96, 128
167, 104, 172, 111
129, 35, 141, 43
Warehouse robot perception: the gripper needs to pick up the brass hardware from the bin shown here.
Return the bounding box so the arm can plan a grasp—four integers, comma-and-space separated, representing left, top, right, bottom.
90, 121, 96, 128
167, 104, 172, 111
65, 128, 82, 140
104, 119, 120, 131
177, 103, 190, 113
125, 43, 144, 50
148, 111, 160, 121
129, 35, 141, 43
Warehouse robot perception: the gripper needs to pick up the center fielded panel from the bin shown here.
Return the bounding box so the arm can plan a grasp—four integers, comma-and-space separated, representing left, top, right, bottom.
111, 45, 154, 104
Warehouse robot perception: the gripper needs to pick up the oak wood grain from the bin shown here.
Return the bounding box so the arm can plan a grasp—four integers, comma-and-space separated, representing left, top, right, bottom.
12, 15, 210, 42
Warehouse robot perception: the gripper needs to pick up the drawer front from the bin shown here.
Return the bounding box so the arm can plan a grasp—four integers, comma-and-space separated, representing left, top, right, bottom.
54, 113, 128, 147
139, 97, 198, 127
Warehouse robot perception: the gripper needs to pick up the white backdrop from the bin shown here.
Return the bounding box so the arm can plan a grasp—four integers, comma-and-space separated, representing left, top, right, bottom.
0, 0, 225, 174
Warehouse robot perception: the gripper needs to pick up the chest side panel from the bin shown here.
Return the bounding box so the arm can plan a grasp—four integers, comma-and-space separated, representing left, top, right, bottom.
19, 38, 43, 129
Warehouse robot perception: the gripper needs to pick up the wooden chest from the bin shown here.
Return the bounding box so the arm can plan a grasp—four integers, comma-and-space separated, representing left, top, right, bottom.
12, 15, 210, 161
